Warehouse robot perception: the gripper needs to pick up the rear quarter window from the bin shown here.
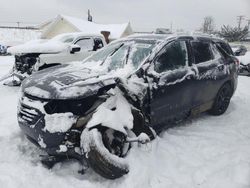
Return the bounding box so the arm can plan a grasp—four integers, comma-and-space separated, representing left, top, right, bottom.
216, 42, 234, 56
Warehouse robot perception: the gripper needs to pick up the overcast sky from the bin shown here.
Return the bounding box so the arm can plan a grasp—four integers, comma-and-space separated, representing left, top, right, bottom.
0, 0, 249, 31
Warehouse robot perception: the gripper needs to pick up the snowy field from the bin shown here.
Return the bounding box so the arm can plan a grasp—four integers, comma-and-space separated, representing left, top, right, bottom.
1, 56, 250, 188
0, 28, 41, 46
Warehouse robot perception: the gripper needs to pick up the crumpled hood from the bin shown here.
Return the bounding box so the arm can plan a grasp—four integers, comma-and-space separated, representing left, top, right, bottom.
7, 39, 69, 55
22, 63, 117, 100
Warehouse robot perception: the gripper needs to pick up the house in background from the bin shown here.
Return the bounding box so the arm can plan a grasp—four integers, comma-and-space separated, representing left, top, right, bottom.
38, 14, 133, 41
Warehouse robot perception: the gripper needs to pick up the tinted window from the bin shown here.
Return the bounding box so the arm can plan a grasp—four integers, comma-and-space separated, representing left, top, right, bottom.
191, 41, 213, 64
154, 41, 188, 73
75, 38, 93, 51
93, 38, 104, 51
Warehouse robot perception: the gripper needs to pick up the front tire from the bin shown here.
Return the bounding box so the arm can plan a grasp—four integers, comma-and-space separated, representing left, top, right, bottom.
81, 128, 130, 179
209, 83, 233, 116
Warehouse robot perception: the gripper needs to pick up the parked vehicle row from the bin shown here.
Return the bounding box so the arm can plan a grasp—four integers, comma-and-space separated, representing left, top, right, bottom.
17, 34, 238, 179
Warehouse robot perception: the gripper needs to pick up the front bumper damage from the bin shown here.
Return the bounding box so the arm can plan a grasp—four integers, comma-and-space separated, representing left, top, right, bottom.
17, 95, 91, 170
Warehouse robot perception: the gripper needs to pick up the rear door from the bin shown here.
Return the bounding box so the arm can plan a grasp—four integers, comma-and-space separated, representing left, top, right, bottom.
190, 39, 227, 111
148, 39, 196, 130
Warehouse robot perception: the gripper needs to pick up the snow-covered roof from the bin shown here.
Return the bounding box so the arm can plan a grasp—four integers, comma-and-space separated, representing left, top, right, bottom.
42, 15, 133, 40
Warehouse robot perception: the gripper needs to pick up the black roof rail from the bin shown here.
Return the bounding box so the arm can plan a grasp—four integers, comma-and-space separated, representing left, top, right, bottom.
177, 36, 194, 40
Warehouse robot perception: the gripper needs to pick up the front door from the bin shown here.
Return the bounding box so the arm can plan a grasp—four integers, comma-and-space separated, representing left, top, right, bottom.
148, 40, 196, 131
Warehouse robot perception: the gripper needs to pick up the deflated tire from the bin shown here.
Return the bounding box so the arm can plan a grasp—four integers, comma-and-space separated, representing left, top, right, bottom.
81, 128, 129, 179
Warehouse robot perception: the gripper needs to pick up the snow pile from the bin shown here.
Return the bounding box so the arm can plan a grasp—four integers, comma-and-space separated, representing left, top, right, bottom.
44, 113, 76, 133
0, 28, 41, 46
124, 75, 148, 101
7, 39, 68, 54
86, 88, 133, 134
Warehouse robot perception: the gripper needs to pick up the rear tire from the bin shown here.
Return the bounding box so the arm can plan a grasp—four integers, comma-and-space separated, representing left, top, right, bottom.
209, 83, 233, 116
81, 128, 129, 179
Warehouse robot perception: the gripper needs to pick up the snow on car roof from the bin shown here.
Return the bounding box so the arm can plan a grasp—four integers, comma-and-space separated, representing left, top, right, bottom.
128, 33, 172, 40
52, 32, 104, 40
128, 33, 224, 43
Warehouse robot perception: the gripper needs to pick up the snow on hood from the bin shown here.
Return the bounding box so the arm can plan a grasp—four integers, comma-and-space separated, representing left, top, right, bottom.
22, 62, 117, 100
7, 39, 69, 54
85, 88, 134, 134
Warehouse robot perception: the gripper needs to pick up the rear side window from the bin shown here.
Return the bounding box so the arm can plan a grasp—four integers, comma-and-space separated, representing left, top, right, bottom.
154, 41, 188, 73
191, 41, 213, 64
93, 38, 104, 51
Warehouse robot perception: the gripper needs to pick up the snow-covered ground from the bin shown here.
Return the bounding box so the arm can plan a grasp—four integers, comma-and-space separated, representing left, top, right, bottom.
229, 42, 250, 65
0, 28, 41, 46
230, 42, 250, 51
1, 56, 250, 188
238, 51, 250, 65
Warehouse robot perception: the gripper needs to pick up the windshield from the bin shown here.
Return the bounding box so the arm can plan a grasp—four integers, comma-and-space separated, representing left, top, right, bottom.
83, 39, 157, 72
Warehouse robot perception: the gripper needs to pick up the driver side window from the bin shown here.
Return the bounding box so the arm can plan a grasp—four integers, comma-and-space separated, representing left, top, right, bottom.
75, 38, 94, 51
154, 41, 188, 73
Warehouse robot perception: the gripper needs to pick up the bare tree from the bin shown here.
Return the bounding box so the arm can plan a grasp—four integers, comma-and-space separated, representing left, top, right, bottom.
202, 16, 215, 34
218, 25, 249, 42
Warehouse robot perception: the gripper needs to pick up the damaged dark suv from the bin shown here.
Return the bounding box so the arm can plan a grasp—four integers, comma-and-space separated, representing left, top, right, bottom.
18, 34, 238, 179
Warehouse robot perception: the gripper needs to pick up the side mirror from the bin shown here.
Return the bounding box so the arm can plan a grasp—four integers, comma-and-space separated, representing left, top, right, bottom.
70, 45, 81, 54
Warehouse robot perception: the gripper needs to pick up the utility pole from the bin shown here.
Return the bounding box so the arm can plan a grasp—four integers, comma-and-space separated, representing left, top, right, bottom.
237, 15, 245, 29
17, 21, 20, 28
87, 9, 93, 22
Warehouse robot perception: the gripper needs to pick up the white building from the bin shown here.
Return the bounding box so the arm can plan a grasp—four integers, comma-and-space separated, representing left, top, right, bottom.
39, 15, 133, 41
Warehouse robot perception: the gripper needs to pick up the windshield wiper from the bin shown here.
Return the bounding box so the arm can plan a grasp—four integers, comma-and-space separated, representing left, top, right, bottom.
100, 43, 124, 66
125, 46, 131, 64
